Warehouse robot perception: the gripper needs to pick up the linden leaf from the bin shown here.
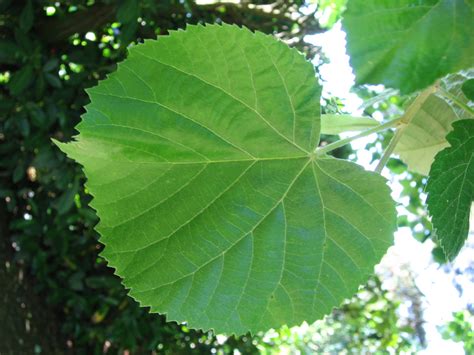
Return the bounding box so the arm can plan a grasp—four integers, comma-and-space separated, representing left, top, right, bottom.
55, 24, 396, 334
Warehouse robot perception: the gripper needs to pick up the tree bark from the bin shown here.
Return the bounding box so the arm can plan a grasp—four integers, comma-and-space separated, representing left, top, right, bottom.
0, 202, 64, 354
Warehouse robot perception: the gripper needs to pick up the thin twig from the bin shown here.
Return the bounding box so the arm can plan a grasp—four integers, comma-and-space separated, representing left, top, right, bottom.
315, 117, 403, 156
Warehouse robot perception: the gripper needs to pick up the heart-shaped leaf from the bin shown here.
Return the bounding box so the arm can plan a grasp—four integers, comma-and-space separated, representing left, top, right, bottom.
56, 24, 396, 334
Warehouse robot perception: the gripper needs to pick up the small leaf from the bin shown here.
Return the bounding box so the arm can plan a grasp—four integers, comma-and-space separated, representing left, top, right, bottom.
461, 79, 474, 102
14, 28, 33, 53
8, 64, 34, 96
45, 72, 62, 88
395, 94, 461, 175
321, 114, 378, 135
342, 0, 474, 94
55, 24, 396, 335
53, 180, 79, 215
43, 58, 59, 72
117, 0, 139, 24
426, 119, 474, 260
0, 40, 21, 64
19, 0, 34, 32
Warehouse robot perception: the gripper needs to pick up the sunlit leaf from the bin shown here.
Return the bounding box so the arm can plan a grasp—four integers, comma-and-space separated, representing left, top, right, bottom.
395, 94, 459, 175
55, 24, 396, 334
461, 79, 474, 102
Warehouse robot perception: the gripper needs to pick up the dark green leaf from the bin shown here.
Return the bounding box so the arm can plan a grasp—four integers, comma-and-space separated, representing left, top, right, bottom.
442, 69, 474, 119
461, 79, 474, 101
45, 72, 62, 88
0, 40, 21, 64
117, 0, 139, 24
426, 119, 474, 260
8, 64, 34, 96
43, 58, 59, 72
19, 0, 34, 32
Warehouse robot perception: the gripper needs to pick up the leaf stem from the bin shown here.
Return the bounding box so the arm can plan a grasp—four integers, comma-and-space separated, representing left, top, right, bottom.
374, 83, 438, 173
438, 87, 474, 116
315, 117, 403, 156
373, 127, 405, 173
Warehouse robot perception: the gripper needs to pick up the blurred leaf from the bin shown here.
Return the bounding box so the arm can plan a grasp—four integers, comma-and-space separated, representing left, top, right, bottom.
358, 88, 399, 111
45, 72, 62, 88
85, 276, 118, 289
19, 0, 34, 32
8, 64, 34, 96
53, 180, 79, 215
343, 0, 474, 94
117, 0, 139, 24
431, 246, 447, 264
12, 164, 25, 183
69, 271, 85, 291
56, 24, 396, 335
461, 79, 474, 101
14, 28, 33, 53
0, 40, 21, 64
43, 58, 59, 72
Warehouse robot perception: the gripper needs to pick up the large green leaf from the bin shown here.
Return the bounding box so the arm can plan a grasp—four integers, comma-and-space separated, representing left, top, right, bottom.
55, 24, 396, 334
342, 0, 474, 94
426, 119, 474, 260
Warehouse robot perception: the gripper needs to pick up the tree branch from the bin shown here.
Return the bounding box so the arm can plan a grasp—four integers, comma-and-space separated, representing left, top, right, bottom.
36, 1, 323, 44
37, 3, 116, 43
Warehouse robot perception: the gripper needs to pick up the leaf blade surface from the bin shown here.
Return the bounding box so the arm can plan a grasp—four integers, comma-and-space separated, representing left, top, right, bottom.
56, 24, 396, 334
